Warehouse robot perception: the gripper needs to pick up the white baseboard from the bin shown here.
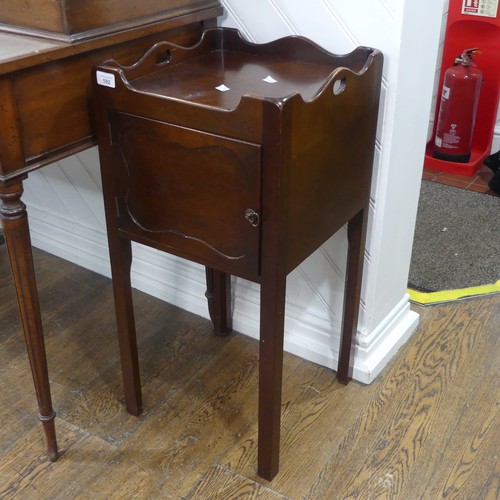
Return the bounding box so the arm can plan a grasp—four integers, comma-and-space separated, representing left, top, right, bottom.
26, 206, 418, 384
353, 295, 419, 383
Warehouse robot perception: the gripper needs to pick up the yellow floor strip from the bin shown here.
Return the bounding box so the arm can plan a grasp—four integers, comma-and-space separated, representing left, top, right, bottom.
408, 279, 500, 305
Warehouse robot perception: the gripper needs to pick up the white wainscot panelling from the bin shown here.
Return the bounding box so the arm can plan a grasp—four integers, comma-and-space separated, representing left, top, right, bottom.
219, 0, 293, 42
220, 0, 394, 57
23, 149, 110, 278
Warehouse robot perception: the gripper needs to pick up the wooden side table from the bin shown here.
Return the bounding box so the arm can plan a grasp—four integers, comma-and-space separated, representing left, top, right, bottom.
0, 2, 222, 463
93, 27, 383, 480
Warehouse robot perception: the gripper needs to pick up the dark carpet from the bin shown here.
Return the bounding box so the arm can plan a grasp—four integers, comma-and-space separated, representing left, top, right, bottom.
408, 180, 500, 292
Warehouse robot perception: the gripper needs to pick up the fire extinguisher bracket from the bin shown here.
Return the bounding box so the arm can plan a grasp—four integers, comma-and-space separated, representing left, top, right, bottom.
424, 0, 500, 176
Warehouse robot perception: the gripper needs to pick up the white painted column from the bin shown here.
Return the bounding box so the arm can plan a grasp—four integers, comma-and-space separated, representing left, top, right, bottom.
219, 0, 445, 381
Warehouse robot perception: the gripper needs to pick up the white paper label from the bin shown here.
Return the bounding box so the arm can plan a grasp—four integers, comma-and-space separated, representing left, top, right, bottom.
462, 0, 499, 18
96, 71, 116, 88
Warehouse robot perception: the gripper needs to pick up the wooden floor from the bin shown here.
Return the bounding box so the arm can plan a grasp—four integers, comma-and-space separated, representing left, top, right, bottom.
0, 246, 499, 499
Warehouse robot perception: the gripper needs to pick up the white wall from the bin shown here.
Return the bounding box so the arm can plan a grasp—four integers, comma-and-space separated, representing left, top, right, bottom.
22, 0, 445, 383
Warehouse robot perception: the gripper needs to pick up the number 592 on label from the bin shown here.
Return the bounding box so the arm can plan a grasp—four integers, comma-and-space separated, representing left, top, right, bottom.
96, 71, 116, 88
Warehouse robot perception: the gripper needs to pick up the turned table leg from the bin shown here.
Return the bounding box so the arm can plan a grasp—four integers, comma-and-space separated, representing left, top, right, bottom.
0, 177, 59, 461
205, 267, 232, 336
337, 208, 368, 384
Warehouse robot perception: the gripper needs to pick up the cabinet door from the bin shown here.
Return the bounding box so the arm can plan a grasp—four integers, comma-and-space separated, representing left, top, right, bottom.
107, 111, 261, 279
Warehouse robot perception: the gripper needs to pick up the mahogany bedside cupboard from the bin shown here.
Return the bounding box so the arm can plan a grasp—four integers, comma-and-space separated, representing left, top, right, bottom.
93, 27, 383, 480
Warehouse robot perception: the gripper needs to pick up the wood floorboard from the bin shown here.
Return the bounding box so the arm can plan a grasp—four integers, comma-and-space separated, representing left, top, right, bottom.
305, 299, 499, 499
0, 246, 499, 499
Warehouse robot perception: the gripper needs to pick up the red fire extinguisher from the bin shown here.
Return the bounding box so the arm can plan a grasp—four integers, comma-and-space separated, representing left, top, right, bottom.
433, 48, 483, 163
